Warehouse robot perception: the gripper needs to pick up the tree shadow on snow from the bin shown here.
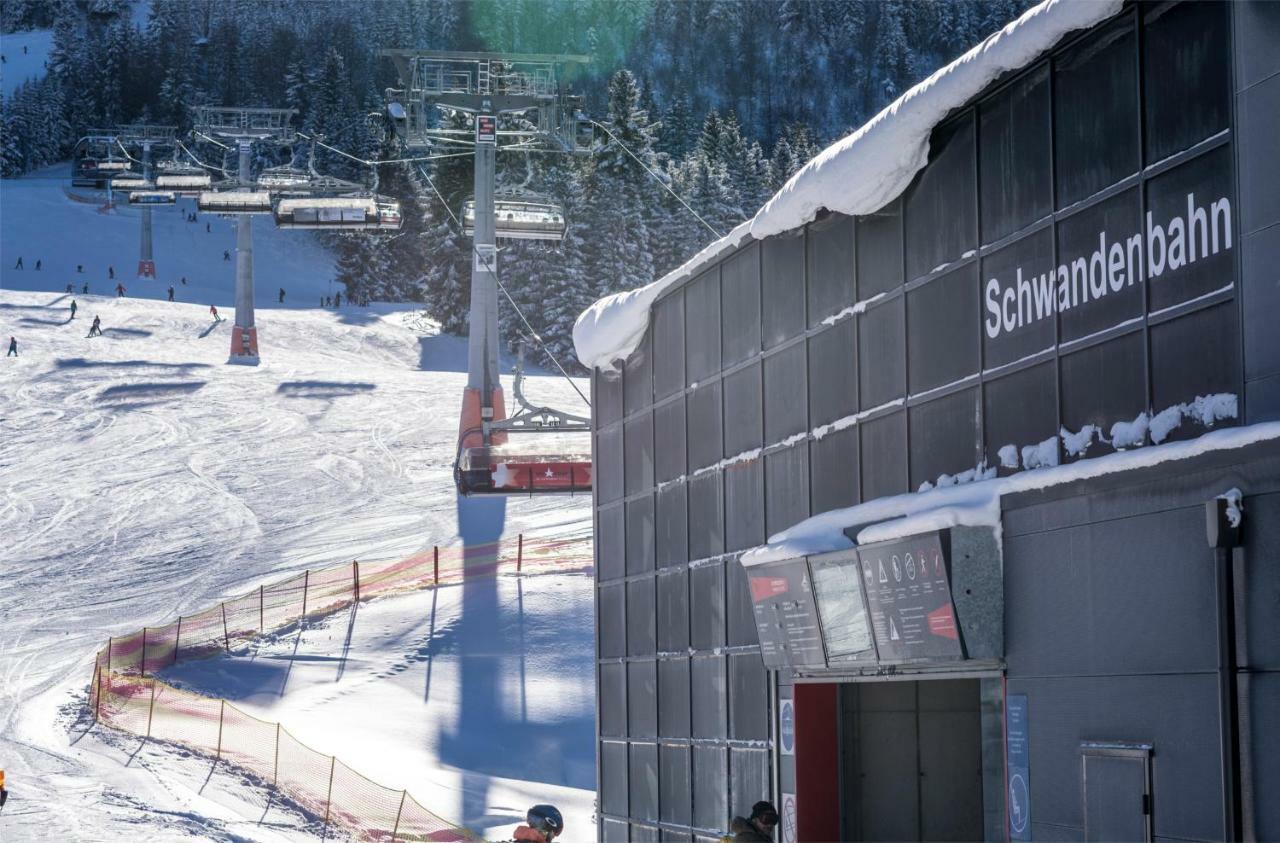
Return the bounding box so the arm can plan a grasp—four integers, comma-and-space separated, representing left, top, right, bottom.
56, 357, 210, 370
17, 315, 73, 326
104, 327, 153, 338
276, 381, 377, 399
98, 381, 206, 406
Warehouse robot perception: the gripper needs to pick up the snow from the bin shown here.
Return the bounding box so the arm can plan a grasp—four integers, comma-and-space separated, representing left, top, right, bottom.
1218, 487, 1243, 529
742, 417, 1278, 567
1021, 436, 1060, 470
0, 206, 593, 843
161, 574, 597, 841
0, 29, 53, 98
997, 444, 1020, 469
1110, 412, 1150, 449
1060, 424, 1100, 458
573, 0, 1123, 372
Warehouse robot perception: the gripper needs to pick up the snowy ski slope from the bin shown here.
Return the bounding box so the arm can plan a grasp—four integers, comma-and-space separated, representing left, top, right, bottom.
0, 171, 594, 840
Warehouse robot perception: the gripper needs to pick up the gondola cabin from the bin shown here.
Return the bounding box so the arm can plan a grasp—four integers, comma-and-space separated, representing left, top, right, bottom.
127, 190, 177, 206
462, 198, 565, 241
273, 196, 402, 231
197, 190, 274, 215
110, 174, 151, 191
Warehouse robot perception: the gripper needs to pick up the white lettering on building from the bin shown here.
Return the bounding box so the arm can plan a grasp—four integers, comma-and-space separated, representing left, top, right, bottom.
984, 194, 1232, 339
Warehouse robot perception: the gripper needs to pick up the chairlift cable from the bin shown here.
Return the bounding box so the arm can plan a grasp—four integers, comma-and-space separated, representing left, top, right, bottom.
588, 118, 723, 239
193, 130, 232, 151
175, 140, 232, 176
295, 131, 473, 168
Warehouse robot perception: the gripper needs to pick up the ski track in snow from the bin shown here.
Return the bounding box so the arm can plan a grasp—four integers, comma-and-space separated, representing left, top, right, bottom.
0, 176, 593, 841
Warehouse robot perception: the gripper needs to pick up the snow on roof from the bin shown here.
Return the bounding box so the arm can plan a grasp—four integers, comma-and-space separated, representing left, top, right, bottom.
741, 421, 1280, 567
276, 196, 378, 211
573, 0, 1123, 373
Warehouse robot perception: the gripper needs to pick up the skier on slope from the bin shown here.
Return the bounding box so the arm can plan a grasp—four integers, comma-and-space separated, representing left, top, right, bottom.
115, 283, 125, 298
508, 805, 564, 842
87, 315, 102, 337
209, 305, 221, 322
13, 256, 21, 269
7, 336, 17, 357
167, 286, 175, 302
223, 250, 231, 261
35, 259, 41, 271
333, 291, 341, 308
82, 282, 89, 294
108, 266, 115, 280
70, 299, 77, 319
278, 287, 285, 303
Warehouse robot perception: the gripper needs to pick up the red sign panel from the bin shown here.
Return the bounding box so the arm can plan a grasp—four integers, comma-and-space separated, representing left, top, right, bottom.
476, 115, 497, 144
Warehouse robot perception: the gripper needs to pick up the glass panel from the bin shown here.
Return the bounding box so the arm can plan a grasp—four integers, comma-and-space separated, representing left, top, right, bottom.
625, 412, 655, 496
602, 818, 629, 841
811, 426, 859, 515
807, 212, 856, 327
856, 197, 903, 299
729, 653, 768, 741
660, 744, 692, 825
654, 397, 687, 484
631, 823, 659, 843
724, 460, 765, 553
762, 231, 806, 349
859, 295, 906, 409
687, 382, 724, 472
690, 562, 726, 650
693, 745, 729, 830
809, 318, 857, 427
1060, 330, 1147, 455
730, 748, 771, 821
1143, 0, 1230, 165
653, 291, 686, 400
908, 388, 981, 490
1149, 303, 1240, 442
1055, 187, 1143, 344
628, 578, 656, 657
628, 660, 657, 737
596, 371, 624, 426
601, 741, 628, 816
904, 113, 977, 281
686, 268, 722, 385
626, 494, 655, 575
983, 362, 1058, 469
979, 63, 1051, 243
860, 410, 908, 502
658, 657, 691, 737
1054, 15, 1139, 207
811, 553, 873, 657
1144, 145, 1236, 312
722, 242, 762, 366
625, 335, 653, 414
600, 662, 626, 737
723, 363, 763, 457
907, 263, 980, 394
691, 655, 728, 739
687, 472, 724, 561
656, 483, 689, 567
599, 504, 625, 582
599, 583, 626, 659
981, 226, 1056, 369
764, 343, 808, 441
726, 560, 758, 647
657, 568, 689, 653
597, 425, 623, 504
765, 443, 809, 537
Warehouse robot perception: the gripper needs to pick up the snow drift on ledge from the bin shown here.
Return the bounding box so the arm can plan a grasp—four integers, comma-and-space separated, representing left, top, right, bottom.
573, 0, 1123, 373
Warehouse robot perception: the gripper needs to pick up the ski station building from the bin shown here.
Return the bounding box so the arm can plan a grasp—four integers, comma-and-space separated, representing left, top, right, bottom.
575, 1, 1280, 840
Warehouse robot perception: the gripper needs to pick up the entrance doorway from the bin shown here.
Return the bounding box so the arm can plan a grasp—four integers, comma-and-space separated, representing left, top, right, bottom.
837, 679, 984, 841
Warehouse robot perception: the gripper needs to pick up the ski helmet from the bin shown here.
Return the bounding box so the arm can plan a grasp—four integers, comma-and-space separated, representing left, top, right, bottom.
527, 804, 564, 836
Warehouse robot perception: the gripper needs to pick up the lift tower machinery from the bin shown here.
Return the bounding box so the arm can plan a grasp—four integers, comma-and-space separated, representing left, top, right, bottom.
381, 50, 595, 496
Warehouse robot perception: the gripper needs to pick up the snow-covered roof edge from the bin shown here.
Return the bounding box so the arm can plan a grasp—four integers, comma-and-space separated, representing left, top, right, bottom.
741, 421, 1280, 567
574, 0, 1123, 373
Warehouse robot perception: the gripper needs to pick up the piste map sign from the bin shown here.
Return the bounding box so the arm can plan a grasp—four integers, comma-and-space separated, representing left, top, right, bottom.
748, 559, 825, 670
856, 532, 963, 662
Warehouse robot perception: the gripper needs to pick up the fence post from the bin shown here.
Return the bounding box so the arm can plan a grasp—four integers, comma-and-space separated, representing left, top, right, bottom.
215, 699, 225, 758
517, 533, 523, 573
173, 616, 182, 666
92, 663, 101, 722
323, 755, 336, 826
141, 627, 148, 678
433, 546, 439, 584
221, 603, 230, 652
107, 636, 113, 672
146, 679, 156, 738
391, 789, 407, 841
353, 560, 360, 601
273, 722, 280, 785
301, 570, 309, 621
259, 584, 265, 633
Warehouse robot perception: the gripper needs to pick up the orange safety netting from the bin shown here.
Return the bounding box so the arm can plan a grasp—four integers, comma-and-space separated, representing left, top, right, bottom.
88, 533, 592, 841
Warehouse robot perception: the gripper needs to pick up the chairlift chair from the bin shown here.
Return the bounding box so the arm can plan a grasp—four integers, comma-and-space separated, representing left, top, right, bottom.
128, 190, 177, 206
454, 347, 591, 497
155, 173, 212, 194
273, 195, 402, 231
461, 194, 566, 242
197, 190, 274, 215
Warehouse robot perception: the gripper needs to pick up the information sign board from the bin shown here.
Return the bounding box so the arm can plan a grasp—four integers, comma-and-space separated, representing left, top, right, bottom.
856, 532, 963, 662
1007, 694, 1033, 840
810, 551, 875, 660
476, 114, 497, 144
748, 559, 825, 669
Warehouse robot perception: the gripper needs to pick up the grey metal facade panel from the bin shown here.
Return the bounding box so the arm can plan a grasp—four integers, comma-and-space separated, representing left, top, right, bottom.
1242, 491, 1280, 670
760, 231, 806, 349
722, 363, 763, 457
1248, 672, 1280, 840
689, 563, 726, 651
810, 426, 859, 516
856, 197, 904, 298
979, 62, 1052, 245
1141, 0, 1231, 166
659, 743, 693, 826
653, 291, 687, 400
625, 412, 655, 496
691, 655, 729, 740
807, 318, 857, 427
728, 653, 769, 741
762, 342, 808, 442
692, 745, 729, 831
658, 657, 692, 738
983, 362, 1057, 470
729, 748, 771, 823
1005, 673, 1223, 840
654, 397, 687, 485
722, 243, 763, 367
764, 443, 810, 538
685, 382, 723, 472
627, 578, 657, 658
723, 460, 765, 553
628, 660, 658, 737
1233, 1, 1280, 90
656, 568, 690, 654
860, 410, 908, 502
625, 336, 654, 415
806, 212, 856, 327
630, 741, 660, 821
655, 484, 689, 567
600, 662, 625, 737
598, 504, 625, 582
685, 268, 722, 385
626, 494, 656, 576
907, 387, 982, 490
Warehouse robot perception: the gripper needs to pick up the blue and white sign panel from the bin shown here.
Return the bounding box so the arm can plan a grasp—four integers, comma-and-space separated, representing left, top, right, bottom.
1007, 694, 1033, 840
779, 697, 795, 756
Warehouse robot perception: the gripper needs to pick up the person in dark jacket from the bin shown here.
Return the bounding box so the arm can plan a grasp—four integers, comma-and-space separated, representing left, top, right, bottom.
70, 299, 77, 319
167, 286, 175, 302
333, 291, 342, 307
7, 336, 17, 356
730, 801, 779, 842
82, 281, 89, 294
87, 315, 102, 337
115, 283, 125, 297
278, 287, 285, 303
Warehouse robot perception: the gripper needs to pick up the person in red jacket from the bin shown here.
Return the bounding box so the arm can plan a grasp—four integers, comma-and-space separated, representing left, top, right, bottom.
209, 305, 221, 322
